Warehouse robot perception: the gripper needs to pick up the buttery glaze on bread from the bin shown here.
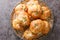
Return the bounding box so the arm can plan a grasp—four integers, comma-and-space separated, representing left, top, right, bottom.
27, 0, 42, 19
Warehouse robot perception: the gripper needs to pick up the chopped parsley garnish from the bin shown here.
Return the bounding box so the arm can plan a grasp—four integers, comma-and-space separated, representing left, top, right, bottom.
42, 10, 44, 14
34, 24, 38, 27
23, 17, 27, 22
35, 11, 38, 15
23, 6, 26, 10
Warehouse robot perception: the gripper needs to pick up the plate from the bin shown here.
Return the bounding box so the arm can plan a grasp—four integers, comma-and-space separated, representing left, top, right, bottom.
11, 0, 54, 40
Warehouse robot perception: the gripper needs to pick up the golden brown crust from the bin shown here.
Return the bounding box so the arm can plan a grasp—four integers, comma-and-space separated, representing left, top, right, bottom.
27, 0, 42, 19
29, 19, 44, 34
15, 3, 27, 12
40, 6, 51, 20
42, 21, 50, 35
23, 30, 37, 40
12, 10, 30, 32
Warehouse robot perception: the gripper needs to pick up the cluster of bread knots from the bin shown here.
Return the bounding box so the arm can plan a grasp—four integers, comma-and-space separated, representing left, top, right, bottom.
12, 0, 51, 40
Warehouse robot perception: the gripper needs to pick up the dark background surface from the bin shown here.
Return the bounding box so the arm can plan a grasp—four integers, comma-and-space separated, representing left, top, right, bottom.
0, 0, 60, 40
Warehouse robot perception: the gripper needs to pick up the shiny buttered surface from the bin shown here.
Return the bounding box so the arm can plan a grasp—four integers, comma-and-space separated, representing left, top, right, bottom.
42, 21, 50, 35
23, 30, 37, 40
15, 4, 27, 12
12, 11, 30, 31
27, 0, 42, 19
30, 19, 44, 34
40, 6, 51, 19
12, 0, 51, 40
